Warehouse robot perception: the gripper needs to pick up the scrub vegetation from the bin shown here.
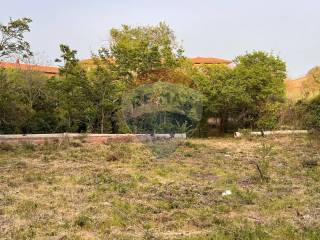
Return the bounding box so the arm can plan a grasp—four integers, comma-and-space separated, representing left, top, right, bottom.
1, 136, 320, 239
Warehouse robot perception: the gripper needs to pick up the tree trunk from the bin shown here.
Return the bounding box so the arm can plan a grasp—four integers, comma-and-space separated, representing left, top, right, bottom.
219, 115, 228, 134
110, 110, 118, 134
68, 114, 71, 131
100, 107, 104, 134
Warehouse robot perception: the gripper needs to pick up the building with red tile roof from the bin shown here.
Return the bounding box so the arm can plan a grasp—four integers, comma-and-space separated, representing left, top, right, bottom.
80, 57, 232, 70
0, 56, 232, 76
0, 60, 59, 76
190, 57, 232, 65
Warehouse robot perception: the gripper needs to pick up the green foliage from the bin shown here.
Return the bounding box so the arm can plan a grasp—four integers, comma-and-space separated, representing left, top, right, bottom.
0, 21, 291, 135
256, 102, 282, 130
306, 94, 320, 130
74, 215, 92, 228
109, 22, 184, 82
195, 51, 286, 133
253, 143, 276, 182
0, 67, 58, 134
53, 44, 96, 132
122, 81, 203, 134
196, 64, 250, 133
0, 68, 22, 133
233, 51, 286, 129
89, 51, 126, 133
0, 17, 33, 59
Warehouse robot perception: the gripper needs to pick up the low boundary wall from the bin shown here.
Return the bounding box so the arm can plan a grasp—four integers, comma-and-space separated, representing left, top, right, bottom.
0, 133, 186, 144
234, 130, 309, 138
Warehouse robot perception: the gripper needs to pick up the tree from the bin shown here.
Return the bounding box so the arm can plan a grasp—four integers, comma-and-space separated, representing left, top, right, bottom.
196, 64, 250, 133
305, 95, 320, 130
89, 50, 126, 133
0, 67, 56, 134
233, 51, 286, 129
303, 66, 320, 98
0, 17, 33, 60
0, 68, 23, 133
194, 51, 286, 133
303, 66, 320, 130
109, 22, 184, 83
53, 44, 95, 132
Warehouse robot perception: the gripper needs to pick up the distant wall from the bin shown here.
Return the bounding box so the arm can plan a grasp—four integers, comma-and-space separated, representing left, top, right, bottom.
0, 133, 186, 145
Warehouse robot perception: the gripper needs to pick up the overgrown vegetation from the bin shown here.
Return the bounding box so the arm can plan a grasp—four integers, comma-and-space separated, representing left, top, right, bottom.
1, 136, 320, 239
1, 13, 320, 240
2, 18, 307, 135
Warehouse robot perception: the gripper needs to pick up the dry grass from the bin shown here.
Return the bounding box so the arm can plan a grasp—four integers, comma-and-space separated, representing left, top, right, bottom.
285, 76, 320, 101
1, 136, 320, 239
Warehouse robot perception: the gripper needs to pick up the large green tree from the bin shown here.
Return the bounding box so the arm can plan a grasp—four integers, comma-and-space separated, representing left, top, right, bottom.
304, 66, 320, 129
233, 51, 286, 129
53, 44, 95, 132
0, 17, 35, 133
89, 50, 126, 133
0, 17, 33, 60
0, 68, 56, 134
109, 22, 184, 83
0, 69, 23, 133
195, 51, 286, 133
196, 64, 250, 133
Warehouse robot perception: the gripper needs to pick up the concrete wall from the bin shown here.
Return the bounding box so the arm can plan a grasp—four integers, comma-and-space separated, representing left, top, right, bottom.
0, 133, 186, 144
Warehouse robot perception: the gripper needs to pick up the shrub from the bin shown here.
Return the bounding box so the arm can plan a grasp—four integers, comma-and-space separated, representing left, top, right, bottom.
278, 101, 309, 130
256, 102, 282, 130
21, 142, 36, 151
306, 94, 320, 130
74, 215, 92, 228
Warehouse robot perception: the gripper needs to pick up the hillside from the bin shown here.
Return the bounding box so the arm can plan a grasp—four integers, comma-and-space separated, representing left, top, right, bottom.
285, 76, 320, 101
1, 136, 320, 239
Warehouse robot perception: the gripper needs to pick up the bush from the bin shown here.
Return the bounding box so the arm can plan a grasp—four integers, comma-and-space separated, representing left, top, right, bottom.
278, 101, 309, 130
74, 215, 92, 228
256, 102, 282, 130
306, 94, 320, 130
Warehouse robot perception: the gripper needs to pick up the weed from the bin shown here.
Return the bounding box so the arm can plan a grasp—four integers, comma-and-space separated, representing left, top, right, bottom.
0, 194, 15, 206
69, 139, 83, 148
93, 170, 137, 195
105, 142, 133, 161
184, 140, 198, 148
184, 152, 193, 157
235, 188, 256, 205
0, 142, 15, 151
16, 200, 38, 218
302, 159, 318, 168
106, 153, 119, 161
13, 160, 28, 169
11, 225, 36, 240
21, 142, 37, 151
252, 142, 276, 182
74, 214, 92, 228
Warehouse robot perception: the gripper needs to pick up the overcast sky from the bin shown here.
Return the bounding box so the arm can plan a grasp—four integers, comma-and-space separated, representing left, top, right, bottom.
1, 0, 319, 78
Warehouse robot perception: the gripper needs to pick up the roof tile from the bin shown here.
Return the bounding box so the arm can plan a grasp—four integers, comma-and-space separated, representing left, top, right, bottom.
0, 61, 59, 74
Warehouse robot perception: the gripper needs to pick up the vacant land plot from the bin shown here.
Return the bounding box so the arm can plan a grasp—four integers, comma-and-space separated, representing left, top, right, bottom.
1, 136, 320, 239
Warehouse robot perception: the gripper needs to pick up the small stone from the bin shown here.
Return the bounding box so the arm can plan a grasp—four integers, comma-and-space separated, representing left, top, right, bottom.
222, 190, 232, 196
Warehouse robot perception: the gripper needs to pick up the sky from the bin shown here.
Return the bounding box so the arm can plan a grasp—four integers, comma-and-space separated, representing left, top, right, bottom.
1, 0, 319, 78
